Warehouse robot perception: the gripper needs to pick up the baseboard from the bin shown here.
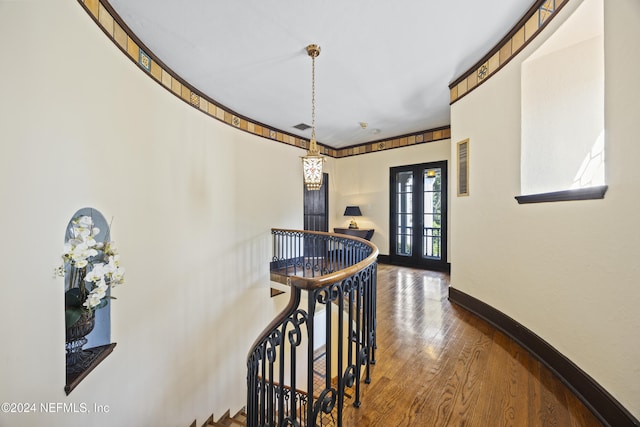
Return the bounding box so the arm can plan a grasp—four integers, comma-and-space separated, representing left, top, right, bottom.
448, 287, 639, 427
377, 254, 450, 273
377, 254, 391, 264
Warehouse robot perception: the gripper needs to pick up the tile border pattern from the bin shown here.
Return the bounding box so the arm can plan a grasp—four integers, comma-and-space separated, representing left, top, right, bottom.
78, 0, 450, 159
449, 0, 569, 105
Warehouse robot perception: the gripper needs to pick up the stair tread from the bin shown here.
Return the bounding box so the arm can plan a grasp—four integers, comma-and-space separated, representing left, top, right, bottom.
208, 413, 245, 427
217, 420, 244, 427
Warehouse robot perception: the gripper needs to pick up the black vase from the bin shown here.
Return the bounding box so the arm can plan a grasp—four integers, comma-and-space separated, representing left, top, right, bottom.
65, 310, 96, 372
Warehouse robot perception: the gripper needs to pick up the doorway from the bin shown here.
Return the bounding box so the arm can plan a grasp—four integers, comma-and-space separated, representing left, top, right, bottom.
390, 161, 448, 271
304, 173, 328, 232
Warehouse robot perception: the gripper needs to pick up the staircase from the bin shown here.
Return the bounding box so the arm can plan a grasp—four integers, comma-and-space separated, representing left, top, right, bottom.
207, 409, 246, 427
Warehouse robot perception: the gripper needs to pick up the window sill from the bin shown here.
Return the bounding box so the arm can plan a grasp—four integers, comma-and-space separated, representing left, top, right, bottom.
65, 343, 116, 395
515, 185, 608, 204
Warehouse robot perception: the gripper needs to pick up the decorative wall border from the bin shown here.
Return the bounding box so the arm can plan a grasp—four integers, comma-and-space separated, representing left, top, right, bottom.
335, 126, 451, 158
449, 0, 569, 105
78, 0, 450, 159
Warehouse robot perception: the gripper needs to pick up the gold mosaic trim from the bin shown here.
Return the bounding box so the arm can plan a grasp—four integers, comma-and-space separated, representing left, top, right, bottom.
335, 127, 451, 158
449, 0, 568, 105
80, 0, 449, 158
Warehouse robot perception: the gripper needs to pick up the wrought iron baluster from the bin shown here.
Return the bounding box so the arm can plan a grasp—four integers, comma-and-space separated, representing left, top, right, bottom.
278, 323, 286, 427
370, 263, 377, 365
336, 283, 345, 427
253, 229, 377, 426
306, 290, 316, 426
260, 343, 267, 425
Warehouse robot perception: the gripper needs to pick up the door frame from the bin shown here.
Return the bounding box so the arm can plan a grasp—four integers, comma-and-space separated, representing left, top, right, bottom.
389, 161, 449, 272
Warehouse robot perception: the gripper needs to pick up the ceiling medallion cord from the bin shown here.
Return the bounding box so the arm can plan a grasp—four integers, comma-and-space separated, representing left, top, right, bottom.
302, 44, 325, 191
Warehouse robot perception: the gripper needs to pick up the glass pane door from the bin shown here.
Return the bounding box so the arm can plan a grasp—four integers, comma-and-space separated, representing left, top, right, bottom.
423, 168, 442, 260
396, 171, 413, 256
390, 162, 448, 271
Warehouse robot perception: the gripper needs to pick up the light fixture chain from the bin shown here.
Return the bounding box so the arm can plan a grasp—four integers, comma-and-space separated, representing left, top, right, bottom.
302, 44, 324, 191
311, 52, 317, 150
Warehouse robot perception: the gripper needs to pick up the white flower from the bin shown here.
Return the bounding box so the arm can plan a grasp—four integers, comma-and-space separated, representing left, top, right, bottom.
72, 225, 91, 240
71, 242, 98, 260
70, 216, 100, 243
75, 259, 89, 268
96, 279, 108, 291
110, 267, 125, 286
84, 279, 109, 308
83, 293, 103, 309
104, 242, 118, 257
92, 281, 108, 299
59, 214, 125, 318
76, 216, 93, 228
108, 254, 120, 267
84, 263, 106, 282
104, 256, 121, 277
85, 235, 98, 248
62, 242, 74, 256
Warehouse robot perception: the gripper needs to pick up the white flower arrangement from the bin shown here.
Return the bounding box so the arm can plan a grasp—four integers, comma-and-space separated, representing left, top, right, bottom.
56, 215, 125, 328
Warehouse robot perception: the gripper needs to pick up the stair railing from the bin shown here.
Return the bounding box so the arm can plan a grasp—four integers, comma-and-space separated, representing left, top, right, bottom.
247, 229, 378, 427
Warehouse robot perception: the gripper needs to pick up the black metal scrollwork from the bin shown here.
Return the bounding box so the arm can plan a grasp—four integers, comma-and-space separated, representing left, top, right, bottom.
284, 309, 308, 347
247, 229, 377, 427
312, 388, 337, 422
265, 330, 282, 363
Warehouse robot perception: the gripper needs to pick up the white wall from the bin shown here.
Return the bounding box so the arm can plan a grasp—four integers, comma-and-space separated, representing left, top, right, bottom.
451, 0, 640, 417
0, 1, 303, 426
327, 141, 451, 257
522, 36, 604, 193
521, 0, 604, 194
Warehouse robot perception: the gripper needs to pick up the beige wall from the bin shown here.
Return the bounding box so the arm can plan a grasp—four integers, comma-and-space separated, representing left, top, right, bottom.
450, 0, 640, 417
0, 1, 303, 426
327, 141, 451, 257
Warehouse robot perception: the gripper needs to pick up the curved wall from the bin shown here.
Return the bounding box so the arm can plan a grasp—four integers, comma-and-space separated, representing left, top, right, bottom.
450, 0, 640, 420
0, 0, 303, 425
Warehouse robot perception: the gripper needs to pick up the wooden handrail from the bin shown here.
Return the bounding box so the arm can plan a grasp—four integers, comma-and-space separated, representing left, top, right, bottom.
248, 229, 377, 357
270, 228, 379, 290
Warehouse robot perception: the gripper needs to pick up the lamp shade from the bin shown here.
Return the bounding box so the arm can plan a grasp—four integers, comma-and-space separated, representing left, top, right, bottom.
343, 206, 362, 217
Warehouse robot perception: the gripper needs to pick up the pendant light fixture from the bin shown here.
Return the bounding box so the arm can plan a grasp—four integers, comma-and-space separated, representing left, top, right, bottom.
302, 44, 325, 191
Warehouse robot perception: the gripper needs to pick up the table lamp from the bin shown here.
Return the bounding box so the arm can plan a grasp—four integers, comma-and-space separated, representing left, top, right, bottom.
344, 206, 362, 229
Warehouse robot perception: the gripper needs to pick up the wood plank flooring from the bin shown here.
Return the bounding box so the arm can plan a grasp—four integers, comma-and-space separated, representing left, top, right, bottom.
341, 264, 602, 426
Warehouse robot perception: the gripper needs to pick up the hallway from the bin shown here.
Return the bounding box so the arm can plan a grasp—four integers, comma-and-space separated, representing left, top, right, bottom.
341, 264, 602, 426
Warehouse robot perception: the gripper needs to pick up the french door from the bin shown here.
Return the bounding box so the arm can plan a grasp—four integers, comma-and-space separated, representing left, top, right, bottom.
390, 161, 448, 271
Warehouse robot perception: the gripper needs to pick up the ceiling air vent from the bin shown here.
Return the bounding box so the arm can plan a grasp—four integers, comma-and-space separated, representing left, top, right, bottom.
293, 123, 312, 131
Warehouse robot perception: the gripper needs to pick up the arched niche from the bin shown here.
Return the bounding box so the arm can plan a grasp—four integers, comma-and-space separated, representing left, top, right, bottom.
63, 207, 117, 394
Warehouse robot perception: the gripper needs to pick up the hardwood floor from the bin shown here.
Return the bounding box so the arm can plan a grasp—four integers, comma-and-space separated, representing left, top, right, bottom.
341, 264, 602, 426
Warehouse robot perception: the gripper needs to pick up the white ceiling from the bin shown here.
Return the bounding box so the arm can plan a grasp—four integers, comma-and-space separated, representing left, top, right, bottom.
108, 0, 534, 149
